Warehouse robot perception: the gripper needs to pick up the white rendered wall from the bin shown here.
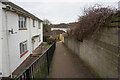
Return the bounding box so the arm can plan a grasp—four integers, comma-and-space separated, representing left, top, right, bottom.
28, 18, 32, 54
2, 11, 30, 77
33, 37, 39, 50
2, 9, 11, 77
31, 20, 39, 37
51, 28, 68, 32
30, 19, 43, 51
33, 22, 43, 50
40, 22, 43, 42
1, 6, 43, 77
7, 11, 31, 75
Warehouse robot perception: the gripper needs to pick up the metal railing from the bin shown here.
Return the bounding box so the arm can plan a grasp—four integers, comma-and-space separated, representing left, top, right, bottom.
15, 40, 56, 80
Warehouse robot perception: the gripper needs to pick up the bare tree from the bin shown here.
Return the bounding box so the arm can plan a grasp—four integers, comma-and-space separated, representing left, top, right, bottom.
67, 4, 117, 41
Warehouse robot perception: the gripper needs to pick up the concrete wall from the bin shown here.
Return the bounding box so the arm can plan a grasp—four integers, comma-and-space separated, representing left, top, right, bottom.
64, 37, 80, 57
64, 27, 119, 78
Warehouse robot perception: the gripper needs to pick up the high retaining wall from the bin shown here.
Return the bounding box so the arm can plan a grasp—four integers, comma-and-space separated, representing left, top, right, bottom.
64, 26, 119, 78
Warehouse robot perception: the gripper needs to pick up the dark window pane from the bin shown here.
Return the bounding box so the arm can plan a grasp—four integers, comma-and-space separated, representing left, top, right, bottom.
20, 43, 23, 54
22, 43, 24, 52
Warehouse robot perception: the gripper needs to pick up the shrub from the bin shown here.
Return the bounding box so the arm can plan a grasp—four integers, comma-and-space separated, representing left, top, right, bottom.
43, 36, 50, 42
67, 4, 117, 41
46, 37, 55, 44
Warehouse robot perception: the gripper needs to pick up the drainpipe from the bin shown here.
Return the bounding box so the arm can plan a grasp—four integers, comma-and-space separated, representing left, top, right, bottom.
5, 10, 12, 78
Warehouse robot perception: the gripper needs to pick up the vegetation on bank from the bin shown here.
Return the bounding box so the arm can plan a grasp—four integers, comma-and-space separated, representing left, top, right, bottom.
66, 4, 119, 41
43, 19, 53, 42
43, 19, 53, 34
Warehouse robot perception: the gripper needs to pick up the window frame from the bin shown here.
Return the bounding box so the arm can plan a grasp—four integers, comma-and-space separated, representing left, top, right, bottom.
33, 19, 35, 27
18, 15, 27, 30
19, 40, 28, 58
38, 22, 41, 29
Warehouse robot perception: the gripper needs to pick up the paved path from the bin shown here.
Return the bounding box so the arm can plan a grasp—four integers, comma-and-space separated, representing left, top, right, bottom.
48, 41, 95, 78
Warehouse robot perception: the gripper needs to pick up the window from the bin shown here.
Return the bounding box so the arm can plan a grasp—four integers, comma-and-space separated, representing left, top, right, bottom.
33, 19, 35, 27
20, 41, 27, 55
38, 22, 41, 29
18, 16, 26, 29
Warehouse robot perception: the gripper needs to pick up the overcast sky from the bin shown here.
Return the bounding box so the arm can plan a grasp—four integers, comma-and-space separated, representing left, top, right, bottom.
9, 0, 119, 24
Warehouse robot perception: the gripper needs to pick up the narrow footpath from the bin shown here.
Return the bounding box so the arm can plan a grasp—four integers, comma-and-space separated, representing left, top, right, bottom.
48, 41, 95, 78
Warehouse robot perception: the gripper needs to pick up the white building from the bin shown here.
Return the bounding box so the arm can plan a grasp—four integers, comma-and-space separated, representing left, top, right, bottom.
51, 28, 68, 32
51, 23, 70, 32
0, 1, 43, 77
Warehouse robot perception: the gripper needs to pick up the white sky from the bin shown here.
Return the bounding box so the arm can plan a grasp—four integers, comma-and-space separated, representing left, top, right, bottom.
9, 0, 119, 24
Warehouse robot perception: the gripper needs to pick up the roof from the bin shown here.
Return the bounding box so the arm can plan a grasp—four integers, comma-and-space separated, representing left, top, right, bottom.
2, 1, 43, 22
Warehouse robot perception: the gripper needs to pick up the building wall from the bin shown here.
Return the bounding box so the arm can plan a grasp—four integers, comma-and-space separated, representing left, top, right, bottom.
1, 8, 43, 77
30, 19, 41, 37
40, 22, 43, 42
2, 7, 12, 77
64, 27, 119, 78
31, 19, 38, 37
1, 10, 30, 77
33, 37, 39, 50
8, 11, 31, 75
51, 28, 68, 32
30, 19, 42, 51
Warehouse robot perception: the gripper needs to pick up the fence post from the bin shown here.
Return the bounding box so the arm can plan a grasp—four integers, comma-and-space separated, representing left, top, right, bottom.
46, 51, 50, 74
20, 76, 22, 80
26, 69, 30, 80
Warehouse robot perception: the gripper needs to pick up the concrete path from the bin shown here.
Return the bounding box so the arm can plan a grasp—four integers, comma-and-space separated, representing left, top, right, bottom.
48, 41, 95, 78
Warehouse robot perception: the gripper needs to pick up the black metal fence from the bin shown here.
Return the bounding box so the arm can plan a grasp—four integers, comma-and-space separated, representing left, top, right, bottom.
15, 40, 56, 80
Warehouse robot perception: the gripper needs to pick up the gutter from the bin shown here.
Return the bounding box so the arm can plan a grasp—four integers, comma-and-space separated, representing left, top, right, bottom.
2, 2, 43, 22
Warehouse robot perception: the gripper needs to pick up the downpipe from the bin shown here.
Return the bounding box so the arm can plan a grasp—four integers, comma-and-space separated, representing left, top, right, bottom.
5, 10, 12, 78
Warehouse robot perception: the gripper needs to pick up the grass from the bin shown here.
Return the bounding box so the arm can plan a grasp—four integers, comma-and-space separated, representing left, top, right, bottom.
112, 17, 120, 21
109, 22, 119, 27
45, 44, 52, 48
109, 16, 120, 27
33, 43, 53, 78
34, 58, 48, 78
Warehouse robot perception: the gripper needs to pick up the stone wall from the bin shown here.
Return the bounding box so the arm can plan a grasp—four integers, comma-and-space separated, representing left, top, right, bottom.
64, 26, 119, 78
